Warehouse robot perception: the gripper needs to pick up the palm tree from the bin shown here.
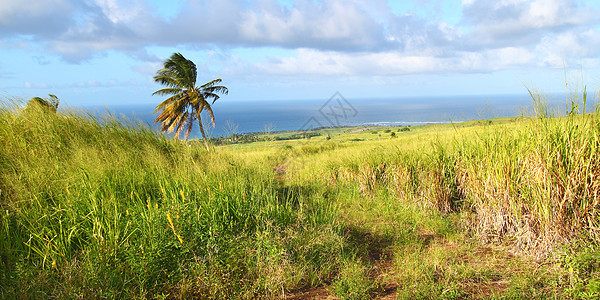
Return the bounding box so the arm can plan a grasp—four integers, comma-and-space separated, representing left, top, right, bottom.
152, 53, 228, 150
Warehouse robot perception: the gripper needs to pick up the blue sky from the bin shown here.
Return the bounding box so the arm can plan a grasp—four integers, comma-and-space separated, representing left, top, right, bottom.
1, 0, 600, 106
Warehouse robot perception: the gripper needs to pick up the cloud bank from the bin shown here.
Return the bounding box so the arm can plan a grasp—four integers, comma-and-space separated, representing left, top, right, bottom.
1, 0, 599, 75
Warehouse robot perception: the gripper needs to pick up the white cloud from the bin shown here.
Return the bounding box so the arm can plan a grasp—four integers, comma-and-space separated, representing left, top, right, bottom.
94, 0, 145, 24
463, 0, 599, 45
438, 22, 463, 41
0, 0, 70, 20
0, 0, 454, 60
534, 28, 600, 68
0, 0, 599, 77
0, 0, 76, 38
249, 46, 537, 77
24, 81, 49, 89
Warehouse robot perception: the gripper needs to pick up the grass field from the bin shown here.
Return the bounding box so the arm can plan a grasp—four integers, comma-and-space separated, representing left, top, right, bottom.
1, 94, 600, 299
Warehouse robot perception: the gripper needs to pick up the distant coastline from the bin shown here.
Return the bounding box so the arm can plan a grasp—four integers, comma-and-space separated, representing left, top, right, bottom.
81, 93, 573, 138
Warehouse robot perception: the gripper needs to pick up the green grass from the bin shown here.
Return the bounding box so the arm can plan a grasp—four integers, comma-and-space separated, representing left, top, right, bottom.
0, 101, 343, 298
1, 92, 599, 299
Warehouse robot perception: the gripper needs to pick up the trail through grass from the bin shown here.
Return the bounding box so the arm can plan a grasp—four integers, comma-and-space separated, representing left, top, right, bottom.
276, 142, 569, 299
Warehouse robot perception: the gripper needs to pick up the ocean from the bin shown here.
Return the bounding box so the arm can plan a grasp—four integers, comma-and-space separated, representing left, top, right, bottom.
83, 93, 575, 139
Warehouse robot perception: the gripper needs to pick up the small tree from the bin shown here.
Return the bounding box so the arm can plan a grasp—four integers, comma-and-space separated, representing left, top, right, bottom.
25, 94, 59, 114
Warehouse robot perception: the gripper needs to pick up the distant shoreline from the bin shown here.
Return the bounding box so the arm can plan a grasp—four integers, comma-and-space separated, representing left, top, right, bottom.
237, 122, 427, 136
77, 93, 574, 138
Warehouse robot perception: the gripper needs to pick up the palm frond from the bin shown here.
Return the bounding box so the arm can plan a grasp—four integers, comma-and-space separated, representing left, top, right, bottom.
152, 88, 184, 97
173, 112, 190, 139
153, 69, 181, 88
203, 85, 228, 95
200, 102, 216, 127
154, 93, 186, 113
164, 53, 196, 88
200, 78, 220, 87
155, 98, 187, 125
201, 80, 228, 93
200, 79, 228, 104
183, 114, 196, 140
203, 92, 221, 105
47, 94, 59, 109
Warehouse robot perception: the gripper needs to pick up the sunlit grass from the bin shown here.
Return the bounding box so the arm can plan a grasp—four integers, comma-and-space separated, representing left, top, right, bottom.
0, 100, 343, 298
1, 90, 599, 298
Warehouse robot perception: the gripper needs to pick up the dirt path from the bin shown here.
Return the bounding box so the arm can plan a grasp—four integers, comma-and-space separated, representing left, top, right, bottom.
284, 287, 332, 300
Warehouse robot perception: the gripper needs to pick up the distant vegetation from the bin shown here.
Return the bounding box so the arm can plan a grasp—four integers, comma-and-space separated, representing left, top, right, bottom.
208, 126, 418, 146
1, 90, 599, 299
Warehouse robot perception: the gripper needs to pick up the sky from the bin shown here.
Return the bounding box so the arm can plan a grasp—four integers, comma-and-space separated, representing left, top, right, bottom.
1, 0, 600, 107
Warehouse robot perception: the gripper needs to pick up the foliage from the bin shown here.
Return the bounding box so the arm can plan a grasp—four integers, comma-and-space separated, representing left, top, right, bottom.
24, 94, 59, 114
152, 52, 228, 149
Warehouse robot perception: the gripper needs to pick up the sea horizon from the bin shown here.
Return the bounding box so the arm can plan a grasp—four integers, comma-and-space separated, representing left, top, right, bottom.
76, 92, 582, 138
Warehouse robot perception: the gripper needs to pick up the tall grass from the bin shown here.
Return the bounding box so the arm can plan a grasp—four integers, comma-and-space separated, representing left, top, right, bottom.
0, 101, 343, 298
310, 90, 600, 257
456, 90, 600, 255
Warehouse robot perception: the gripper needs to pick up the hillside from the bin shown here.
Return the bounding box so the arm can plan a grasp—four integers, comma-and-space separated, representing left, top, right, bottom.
1, 99, 599, 299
